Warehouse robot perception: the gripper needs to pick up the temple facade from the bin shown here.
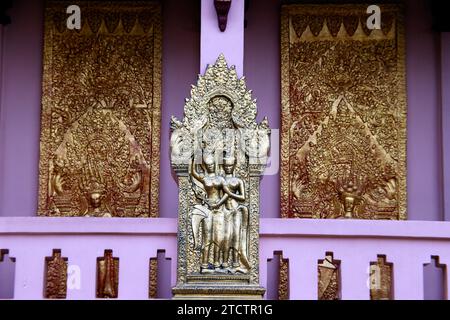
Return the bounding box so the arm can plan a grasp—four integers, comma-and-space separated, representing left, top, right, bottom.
0, 0, 449, 300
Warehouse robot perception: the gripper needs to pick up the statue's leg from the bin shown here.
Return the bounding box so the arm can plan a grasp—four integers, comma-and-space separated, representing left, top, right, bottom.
234, 206, 250, 273
232, 209, 242, 268
232, 249, 239, 268
239, 206, 249, 259
222, 247, 229, 269
221, 210, 233, 269
201, 241, 210, 267
211, 211, 221, 269
213, 245, 221, 269
201, 215, 213, 273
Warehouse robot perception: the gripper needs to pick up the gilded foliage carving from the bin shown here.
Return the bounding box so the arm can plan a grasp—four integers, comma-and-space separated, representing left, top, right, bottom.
280, 4, 407, 220
149, 258, 158, 299
38, 1, 162, 217
278, 254, 289, 300
45, 250, 68, 299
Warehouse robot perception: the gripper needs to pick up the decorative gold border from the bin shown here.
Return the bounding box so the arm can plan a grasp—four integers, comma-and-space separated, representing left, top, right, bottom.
280, 4, 407, 220
37, 1, 162, 217
150, 3, 162, 217
149, 257, 158, 298
278, 254, 289, 300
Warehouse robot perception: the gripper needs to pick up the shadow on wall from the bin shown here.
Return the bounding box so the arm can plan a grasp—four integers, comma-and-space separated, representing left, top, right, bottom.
0, 250, 15, 299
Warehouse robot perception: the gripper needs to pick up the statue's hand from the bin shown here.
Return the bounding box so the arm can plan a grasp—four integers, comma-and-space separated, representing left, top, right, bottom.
210, 202, 220, 210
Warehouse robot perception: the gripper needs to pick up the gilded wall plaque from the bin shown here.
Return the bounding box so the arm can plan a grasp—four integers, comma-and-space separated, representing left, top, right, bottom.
370, 255, 393, 300
278, 254, 289, 300
171, 55, 269, 299
280, 4, 407, 220
38, 1, 162, 217
318, 253, 340, 300
44, 250, 68, 299
97, 250, 119, 298
149, 257, 158, 299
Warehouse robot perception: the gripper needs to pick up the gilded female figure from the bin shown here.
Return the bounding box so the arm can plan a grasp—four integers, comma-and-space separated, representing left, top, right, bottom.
222, 156, 250, 273
190, 154, 230, 273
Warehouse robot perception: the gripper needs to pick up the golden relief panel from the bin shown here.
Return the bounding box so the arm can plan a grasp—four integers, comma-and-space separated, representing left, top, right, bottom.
370, 255, 393, 300
318, 253, 340, 300
171, 55, 269, 299
280, 4, 407, 220
149, 257, 158, 299
44, 250, 68, 299
97, 250, 119, 298
38, 1, 162, 217
278, 254, 289, 300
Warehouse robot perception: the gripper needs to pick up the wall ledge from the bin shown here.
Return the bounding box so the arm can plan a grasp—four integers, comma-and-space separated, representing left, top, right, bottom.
0, 217, 449, 240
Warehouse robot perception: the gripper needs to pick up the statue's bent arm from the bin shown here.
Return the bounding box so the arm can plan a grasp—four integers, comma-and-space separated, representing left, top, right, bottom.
215, 193, 229, 208
223, 181, 246, 202
190, 159, 204, 183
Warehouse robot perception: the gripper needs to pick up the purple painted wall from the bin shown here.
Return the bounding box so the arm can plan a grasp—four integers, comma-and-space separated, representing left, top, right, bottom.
244, 0, 281, 219
242, 0, 445, 221
0, 0, 448, 300
405, 0, 443, 221
424, 257, 446, 300
201, 0, 244, 77
441, 32, 450, 221
159, 0, 200, 219
0, 0, 445, 221
158, 0, 200, 298
0, 0, 200, 219
0, 0, 43, 217
242, 0, 447, 298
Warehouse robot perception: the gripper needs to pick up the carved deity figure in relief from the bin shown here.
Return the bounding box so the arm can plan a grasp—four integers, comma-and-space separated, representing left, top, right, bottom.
97, 250, 119, 298
222, 156, 250, 273
190, 153, 227, 274
190, 151, 250, 275
45, 250, 68, 299
280, 5, 407, 220
38, 2, 162, 218
171, 54, 269, 298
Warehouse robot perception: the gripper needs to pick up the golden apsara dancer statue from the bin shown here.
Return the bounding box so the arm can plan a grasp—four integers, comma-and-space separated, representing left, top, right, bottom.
171, 54, 269, 299
190, 154, 250, 275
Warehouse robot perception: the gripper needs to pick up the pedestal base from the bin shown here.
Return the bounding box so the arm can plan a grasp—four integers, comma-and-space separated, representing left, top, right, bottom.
172, 274, 266, 300
172, 285, 265, 300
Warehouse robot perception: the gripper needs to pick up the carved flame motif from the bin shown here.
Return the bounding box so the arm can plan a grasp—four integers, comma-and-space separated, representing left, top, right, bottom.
38, 1, 162, 217
281, 4, 407, 220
